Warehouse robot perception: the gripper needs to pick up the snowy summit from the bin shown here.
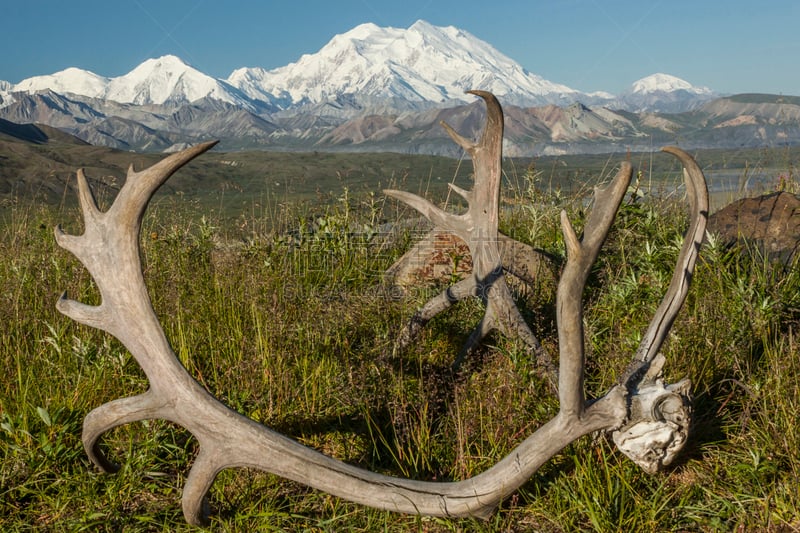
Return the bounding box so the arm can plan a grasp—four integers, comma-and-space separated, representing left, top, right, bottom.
7, 55, 248, 107
226, 20, 581, 108
102, 55, 243, 106
630, 73, 712, 95
13, 67, 109, 99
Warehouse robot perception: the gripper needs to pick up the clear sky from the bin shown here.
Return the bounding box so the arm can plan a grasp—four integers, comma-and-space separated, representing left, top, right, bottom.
2, 0, 798, 95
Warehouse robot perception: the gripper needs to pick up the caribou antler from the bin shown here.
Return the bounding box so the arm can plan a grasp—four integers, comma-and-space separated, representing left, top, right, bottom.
57, 121, 707, 525
385, 91, 552, 372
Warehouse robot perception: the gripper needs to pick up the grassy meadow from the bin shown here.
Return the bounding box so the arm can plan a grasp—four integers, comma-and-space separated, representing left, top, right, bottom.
1, 154, 799, 531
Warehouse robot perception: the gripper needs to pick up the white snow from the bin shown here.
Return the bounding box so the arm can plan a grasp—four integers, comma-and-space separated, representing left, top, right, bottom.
226, 20, 581, 108
102, 55, 243, 105
6, 55, 250, 107
12, 67, 109, 98
630, 73, 712, 95
0, 79, 11, 108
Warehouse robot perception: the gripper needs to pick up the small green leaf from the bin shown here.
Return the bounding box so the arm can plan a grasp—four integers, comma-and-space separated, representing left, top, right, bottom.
36, 406, 52, 427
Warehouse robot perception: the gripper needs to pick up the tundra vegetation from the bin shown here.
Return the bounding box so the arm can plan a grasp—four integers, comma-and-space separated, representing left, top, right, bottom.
0, 139, 799, 531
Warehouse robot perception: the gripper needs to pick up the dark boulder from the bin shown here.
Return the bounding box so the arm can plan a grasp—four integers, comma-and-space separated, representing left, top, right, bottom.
707, 191, 800, 263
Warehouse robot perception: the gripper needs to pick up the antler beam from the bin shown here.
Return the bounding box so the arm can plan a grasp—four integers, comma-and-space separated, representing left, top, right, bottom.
57, 105, 707, 525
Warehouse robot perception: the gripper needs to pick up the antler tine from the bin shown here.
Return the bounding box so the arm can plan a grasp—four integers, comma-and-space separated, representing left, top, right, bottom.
440, 120, 474, 153
468, 90, 504, 153
111, 140, 218, 226
74, 168, 101, 220
557, 163, 633, 416
382, 188, 466, 235
439, 90, 503, 155
53, 169, 100, 258
629, 146, 709, 369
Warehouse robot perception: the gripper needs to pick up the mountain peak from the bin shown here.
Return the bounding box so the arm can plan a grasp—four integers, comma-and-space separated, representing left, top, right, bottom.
631, 73, 712, 95
227, 20, 580, 109
343, 22, 382, 37
407, 19, 455, 37
12, 66, 109, 98
130, 54, 193, 72
409, 19, 434, 30
108, 55, 248, 106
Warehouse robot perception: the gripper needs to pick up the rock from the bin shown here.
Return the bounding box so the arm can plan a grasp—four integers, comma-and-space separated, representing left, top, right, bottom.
707, 191, 800, 263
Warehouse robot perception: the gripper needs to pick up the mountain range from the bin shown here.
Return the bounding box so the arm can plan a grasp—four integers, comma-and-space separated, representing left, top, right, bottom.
1, 20, 797, 156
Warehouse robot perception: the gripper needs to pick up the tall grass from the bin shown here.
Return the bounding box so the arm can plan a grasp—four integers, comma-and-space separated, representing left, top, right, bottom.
1, 177, 799, 531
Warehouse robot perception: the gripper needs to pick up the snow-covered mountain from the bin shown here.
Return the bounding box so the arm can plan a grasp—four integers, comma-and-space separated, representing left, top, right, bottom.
227, 20, 584, 109
613, 73, 716, 113
0, 21, 715, 114
14, 67, 109, 99
631, 73, 712, 96
102, 56, 250, 106
7, 56, 254, 108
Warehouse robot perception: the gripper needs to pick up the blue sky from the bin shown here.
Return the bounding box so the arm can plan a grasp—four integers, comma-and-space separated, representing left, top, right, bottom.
2, 0, 798, 95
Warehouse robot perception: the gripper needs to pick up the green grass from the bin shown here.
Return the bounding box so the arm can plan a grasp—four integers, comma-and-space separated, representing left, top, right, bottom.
1, 171, 799, 531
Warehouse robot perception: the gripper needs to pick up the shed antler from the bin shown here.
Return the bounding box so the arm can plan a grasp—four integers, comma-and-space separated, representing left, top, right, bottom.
385, 91, 552, 372
57, 111, 707, 525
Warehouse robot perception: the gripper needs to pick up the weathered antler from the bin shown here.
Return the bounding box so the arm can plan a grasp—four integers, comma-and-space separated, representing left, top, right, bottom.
385, 91, 552, 372
611, 146, 709, 472
556, 145, 709, 473
57, 130, 706, 525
